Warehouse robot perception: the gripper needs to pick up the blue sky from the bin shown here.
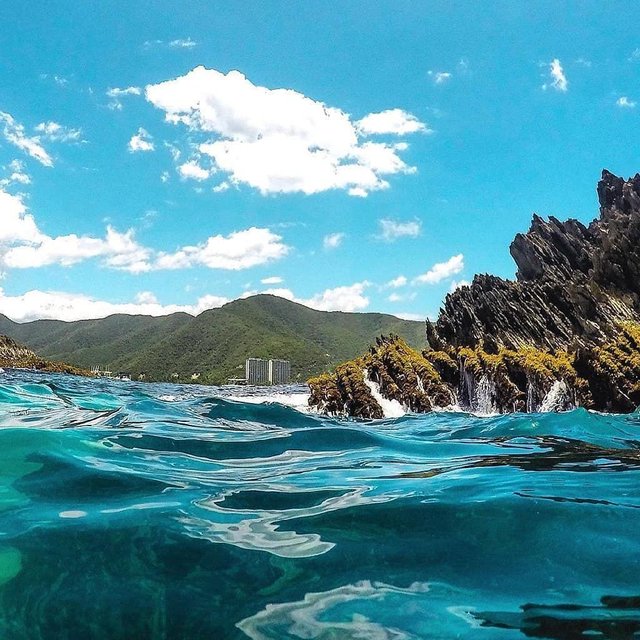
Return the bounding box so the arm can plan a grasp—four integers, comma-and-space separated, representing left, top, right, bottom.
0, 1, 639, 322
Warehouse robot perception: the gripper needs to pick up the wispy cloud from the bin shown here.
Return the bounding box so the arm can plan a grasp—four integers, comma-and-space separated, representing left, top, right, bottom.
0, 112, 53, 166
428, 70, 452, 84
169, 38, 198, 49
106, 86, 142, 110
376, 218, 421, 242
35, 121, 82, 143
542, 58, 568, 92
616, 96, 636, 109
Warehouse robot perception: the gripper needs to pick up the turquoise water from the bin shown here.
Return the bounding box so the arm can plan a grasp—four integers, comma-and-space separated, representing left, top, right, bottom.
0, 370, 639, 639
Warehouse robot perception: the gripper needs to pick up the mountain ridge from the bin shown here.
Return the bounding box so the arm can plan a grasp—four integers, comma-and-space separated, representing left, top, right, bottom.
0, 295, 425, 384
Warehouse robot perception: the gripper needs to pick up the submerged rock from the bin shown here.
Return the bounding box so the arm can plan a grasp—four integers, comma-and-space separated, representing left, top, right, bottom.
308, 170, 640, 416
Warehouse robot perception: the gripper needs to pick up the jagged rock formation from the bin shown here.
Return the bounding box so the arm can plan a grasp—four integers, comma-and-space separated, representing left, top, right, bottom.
309, 171, 640, 417
431, 170, 640, 352
0, 335, 90, 376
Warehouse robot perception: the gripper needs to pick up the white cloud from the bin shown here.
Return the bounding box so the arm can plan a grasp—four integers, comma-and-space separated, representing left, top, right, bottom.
0, 112, 53, 166
628, 48, 640, 62
178, 160, 210, 181
356, 109, 430, 135
155, 227, 289, 270
323, 232, 345, 249
384, 275, 407, 288
616, 96, 636, 109
0, 160, 31, 187
0, 189, 42, 243
376, 218, 421, 242
542, 59, 568, 92
428, 71, 452, 84
302, 281, 370, 312
261, 276, 283, 285
35, 121, 82, 143
0, 288, 228, 323
414, 254, 464, 284
394, 312, 427, 321
3, 226, 152, 273
145, 66, 423, 197
106, 86, 142, 110
387, 291, 416, 303
0, 189, 286, 273
449, 279, 470, 292
128, 127, 155, 152
169, 38, 197, 48
212, 181, 230, 193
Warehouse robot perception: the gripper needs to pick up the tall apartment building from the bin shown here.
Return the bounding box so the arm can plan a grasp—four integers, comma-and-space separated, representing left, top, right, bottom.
269, 359, 291, 385
245, 358, 270, 385
244, 358, 291, 385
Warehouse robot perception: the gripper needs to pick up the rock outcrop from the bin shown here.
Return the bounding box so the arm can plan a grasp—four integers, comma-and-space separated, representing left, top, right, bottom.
309, 170, 640, 416
0, 335, 90, 376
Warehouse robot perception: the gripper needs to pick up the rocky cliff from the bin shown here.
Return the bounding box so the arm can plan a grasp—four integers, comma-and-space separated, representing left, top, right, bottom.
0, 335, 90, 376
309, 170, 640, 416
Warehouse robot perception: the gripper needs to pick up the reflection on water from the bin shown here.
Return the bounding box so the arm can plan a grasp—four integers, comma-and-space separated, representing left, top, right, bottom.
0, 370, 638, 638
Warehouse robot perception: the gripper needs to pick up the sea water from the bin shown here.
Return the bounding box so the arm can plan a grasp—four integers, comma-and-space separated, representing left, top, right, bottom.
0, 369, 639, 639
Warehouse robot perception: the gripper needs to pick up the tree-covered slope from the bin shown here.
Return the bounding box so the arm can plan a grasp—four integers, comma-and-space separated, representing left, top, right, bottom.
0, 295, 425, 383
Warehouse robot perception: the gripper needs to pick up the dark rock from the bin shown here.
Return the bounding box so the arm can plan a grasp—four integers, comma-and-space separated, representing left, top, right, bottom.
309, 170, 640, 417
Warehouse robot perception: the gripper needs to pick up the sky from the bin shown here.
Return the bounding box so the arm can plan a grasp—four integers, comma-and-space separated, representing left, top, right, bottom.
0, 1, 639, 323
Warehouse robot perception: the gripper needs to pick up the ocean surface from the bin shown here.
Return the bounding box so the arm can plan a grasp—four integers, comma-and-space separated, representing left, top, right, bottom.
0, 369, 639, 639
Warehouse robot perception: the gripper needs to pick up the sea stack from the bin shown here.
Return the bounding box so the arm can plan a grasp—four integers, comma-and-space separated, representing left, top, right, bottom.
309, 170, 640, 416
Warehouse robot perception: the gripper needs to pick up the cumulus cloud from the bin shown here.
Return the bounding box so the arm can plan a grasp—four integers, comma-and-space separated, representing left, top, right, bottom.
0, 189, 289, 273
178, 160, 210, 181
376, 218, 421, 242
616, 96, 636, 109
542, 59, 568, 92
414, 254, 464, 284
0, 288, 229, 323
145, 66, 424, 197
0, 112, 53, 166
356, 109, 430, 135
128, 127, 155, 152
261, 276, 283, 285
155, 227, 289, 270
302, 281, 370, 312
106, 86, 142, 110
384, 275, 407, 288
323, 232, 345, 249
252, 282, 369, 312
1, 280, 372, 322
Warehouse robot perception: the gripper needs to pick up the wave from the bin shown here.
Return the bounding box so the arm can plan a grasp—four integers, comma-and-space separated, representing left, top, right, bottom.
0, 369, 639, 637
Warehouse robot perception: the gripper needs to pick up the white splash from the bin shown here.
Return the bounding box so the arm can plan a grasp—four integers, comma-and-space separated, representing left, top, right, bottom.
474, 375, 497, 416
228, 392, 311, 412
539, 380, 570, 413
363, 370, 406, 418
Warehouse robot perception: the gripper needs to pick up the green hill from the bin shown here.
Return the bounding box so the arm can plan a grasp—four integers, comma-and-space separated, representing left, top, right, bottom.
0, 294, 426, 384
